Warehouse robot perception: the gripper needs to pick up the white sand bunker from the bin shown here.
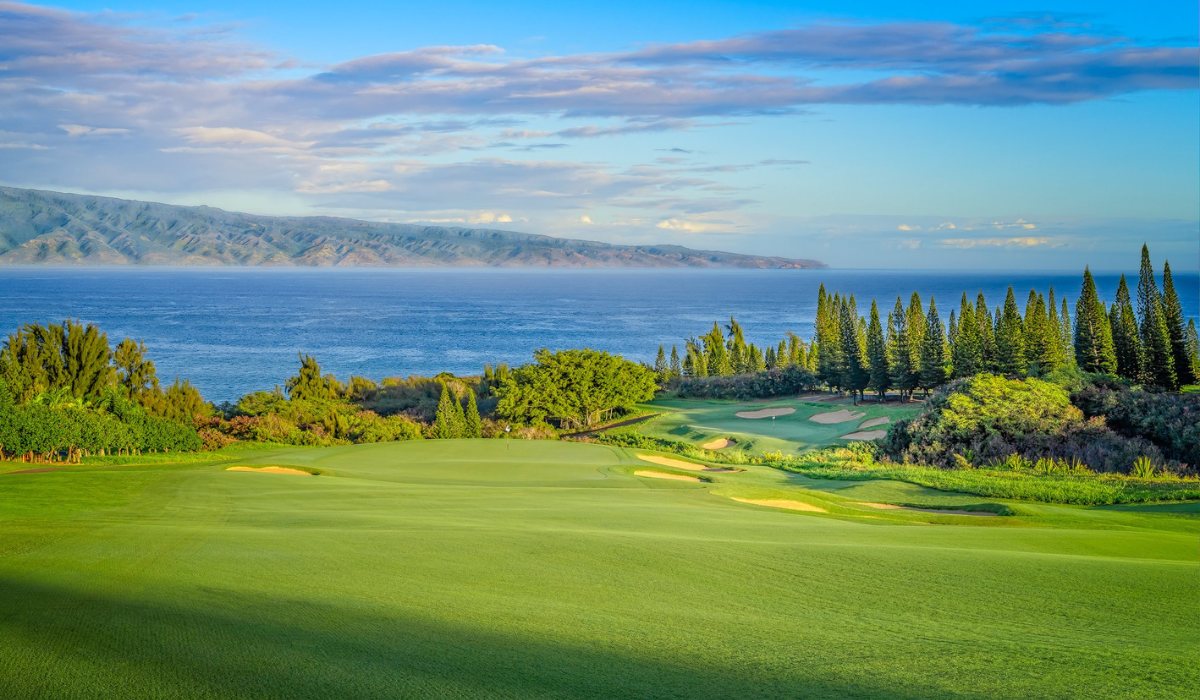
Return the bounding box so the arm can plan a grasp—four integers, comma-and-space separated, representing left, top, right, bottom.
809, 409, 866, 425
735, 407, 796, 419
701, 437, 736, 450
634, 470, 702, 482
637, 454, 709, 471
859, 416, 891, 430
732, 497, 827, 513
841, 430, 888, 441
226, 466, 314, 475
857, 502, 996, 517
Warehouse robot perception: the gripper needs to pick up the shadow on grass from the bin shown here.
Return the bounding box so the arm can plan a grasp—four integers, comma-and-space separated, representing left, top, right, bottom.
0, 576, 982, 700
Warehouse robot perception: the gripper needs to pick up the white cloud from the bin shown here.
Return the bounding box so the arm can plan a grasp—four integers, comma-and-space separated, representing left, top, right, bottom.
59, 124, 130, 137
939, 236, 1051, 249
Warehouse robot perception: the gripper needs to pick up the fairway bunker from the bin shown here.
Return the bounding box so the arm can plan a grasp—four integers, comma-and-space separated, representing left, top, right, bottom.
226, 466, 315, 476
731, 497, 827, 513
809, 409, 866, 424
634, 470, 702, 482
700, 438, 736, 449
735, 407, 796, 419
858, 416, 891, 429
857, 502, 997, 517
637, 454, 710, 471
841, 430, 888, 441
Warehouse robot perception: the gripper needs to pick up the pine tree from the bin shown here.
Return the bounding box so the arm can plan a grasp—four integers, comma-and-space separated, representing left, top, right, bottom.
839, 296, 869, 402
286, 352, 334, 401
1110, 275, 1141, 381
654, 345, 668, 383
748, 344, 765, 373
702, 322, 730, 376
1058, 298, 1073, 367
1186, 319, 1200, 385
952, 293, 981, 378
866, 299, 890, 401
1161, 261, 1194, 386
452, 389, 467, 437
1074, 267, 1117, 374
764, 345, 777, 370
433, 383, 456, 439
464, 390, 482, 438
906, 293, 926, 393
975, 292, 997, 371
789, 333, 806, 368
776, 340, 788, 367
996, 287, 1027, 376
1136, 245, 1176, 388
815, 286, 842, 391
888, 297, 916, 400
668, 345, 681, 379
920, 297, 948, 393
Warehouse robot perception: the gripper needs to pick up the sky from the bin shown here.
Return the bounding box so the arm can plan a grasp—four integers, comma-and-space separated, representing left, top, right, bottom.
0, 0, 1196, 269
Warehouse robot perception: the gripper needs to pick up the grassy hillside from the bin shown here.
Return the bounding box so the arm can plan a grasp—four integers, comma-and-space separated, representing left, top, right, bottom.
1, 440, 1196, 699
0, 186, 824, 268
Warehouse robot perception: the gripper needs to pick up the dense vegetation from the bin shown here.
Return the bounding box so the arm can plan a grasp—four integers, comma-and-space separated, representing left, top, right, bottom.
657, 245, 1198, 401
495, 349, 656, 429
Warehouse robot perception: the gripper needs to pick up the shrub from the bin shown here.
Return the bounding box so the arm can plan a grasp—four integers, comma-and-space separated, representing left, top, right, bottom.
1072, 384, 1200, 468
675, 365, 818, 400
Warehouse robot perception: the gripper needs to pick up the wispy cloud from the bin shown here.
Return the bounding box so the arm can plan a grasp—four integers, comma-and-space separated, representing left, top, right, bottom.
939, 236, 1052, 249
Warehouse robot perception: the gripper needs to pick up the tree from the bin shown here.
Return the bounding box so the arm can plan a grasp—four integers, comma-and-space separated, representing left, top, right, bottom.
995, 287, 1027, 376
906, 293, 926, 393
702, 322, 731, 376
788, 333, 806, 368
839, 296, 869, 402
1110, 275, 1141, 381
866, 299, 890, 401
495, 349, 657, 429
1058, 297, 1073, 367
654, 345, 669, 383
433, 383, 456, 438
286, 353, 335, 401
464, 390, 482, 438
888, 296, 917, 400
0, 320, 115, 403
919, 297, 948, 393
668, 345, 681, 380
1186, 319, 1200, 385
1136, 245, 1176, 388
1074, 268, 1116, 374
976, 293, 997, 371
1161, 261, 1194, 386
747, 344, 765, 373
951, 293, 981, 378
113, 338, 159, 403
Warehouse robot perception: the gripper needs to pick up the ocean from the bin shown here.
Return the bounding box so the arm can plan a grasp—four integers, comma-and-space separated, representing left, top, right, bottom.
1, 267, 1196, 403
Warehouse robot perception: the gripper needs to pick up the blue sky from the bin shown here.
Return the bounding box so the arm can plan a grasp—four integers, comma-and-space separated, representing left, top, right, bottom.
1, 1, 1196, 269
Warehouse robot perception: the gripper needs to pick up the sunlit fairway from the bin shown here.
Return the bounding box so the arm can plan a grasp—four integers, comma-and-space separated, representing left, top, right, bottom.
1, 439, 1197, 699
637, 397, 925, 455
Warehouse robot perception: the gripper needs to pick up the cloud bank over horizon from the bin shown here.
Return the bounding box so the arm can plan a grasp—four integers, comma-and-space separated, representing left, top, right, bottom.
0, 1, 1196, 269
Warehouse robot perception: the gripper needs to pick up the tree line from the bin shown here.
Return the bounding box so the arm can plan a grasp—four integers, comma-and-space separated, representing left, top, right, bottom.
659, 244, 1199, 400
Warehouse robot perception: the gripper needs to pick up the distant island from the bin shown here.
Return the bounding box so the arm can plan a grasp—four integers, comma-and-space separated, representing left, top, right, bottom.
0, 187, 825, 269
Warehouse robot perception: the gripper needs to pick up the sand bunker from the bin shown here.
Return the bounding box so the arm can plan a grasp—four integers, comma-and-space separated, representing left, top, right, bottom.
226, 466, 313, 476
732, 497, 827, 513
701, 438, 735, 450
634, 470, 702, 482
735, 407, 796, 419
841, 430, 888, 441
637, 454, 710, 471
858, 416, 891, 429
809, 409, 867, 425
857, 502, 996, 517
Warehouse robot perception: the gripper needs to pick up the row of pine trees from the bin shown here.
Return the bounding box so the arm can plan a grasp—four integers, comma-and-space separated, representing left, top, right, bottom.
432, 383, 483, 438
654, 245, 1199, 398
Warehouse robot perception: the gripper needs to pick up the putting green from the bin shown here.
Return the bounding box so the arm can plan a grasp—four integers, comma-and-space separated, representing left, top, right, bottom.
637, 398, 923, 455
0, 439, 1196, 699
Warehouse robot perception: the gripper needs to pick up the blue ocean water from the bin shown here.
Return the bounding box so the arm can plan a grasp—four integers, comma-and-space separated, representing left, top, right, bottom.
1, 267, 1196, 403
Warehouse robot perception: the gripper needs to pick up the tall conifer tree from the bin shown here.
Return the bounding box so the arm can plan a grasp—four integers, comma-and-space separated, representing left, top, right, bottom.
888, 297, 915, 400
919, 297, 948, 393
1136, 245, 1176, 388
1110, 275, 1141, 381
976, 292, 997, 371
866, 299, 889, 401
1161, 261, 1193, 386
653, 345, 668, 382
1186, 319, 1200, 385
906, 293, 926, 394
464, 390, 482, 438
1074, 268, 1117, 374
996, 287, 1027, 376
669, 345, 681, 379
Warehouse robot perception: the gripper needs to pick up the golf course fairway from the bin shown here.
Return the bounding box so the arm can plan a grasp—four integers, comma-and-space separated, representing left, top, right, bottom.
1, 439, 1196, 699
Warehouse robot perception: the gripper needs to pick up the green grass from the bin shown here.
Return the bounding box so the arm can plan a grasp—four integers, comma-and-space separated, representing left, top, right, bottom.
634, 397, 922, 456
0, 440, 1197, 699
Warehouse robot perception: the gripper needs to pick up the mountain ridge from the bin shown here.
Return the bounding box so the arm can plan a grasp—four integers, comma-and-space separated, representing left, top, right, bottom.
0, 187, 825, 269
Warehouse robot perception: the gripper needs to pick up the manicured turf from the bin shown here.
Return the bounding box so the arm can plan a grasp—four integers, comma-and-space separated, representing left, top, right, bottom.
638, 397, 923, 455
0, 440, 1196, 699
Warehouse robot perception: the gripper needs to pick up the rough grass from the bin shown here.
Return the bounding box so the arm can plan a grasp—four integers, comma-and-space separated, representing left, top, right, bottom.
779, 448, 1200, 505
0, 440, 1196, 699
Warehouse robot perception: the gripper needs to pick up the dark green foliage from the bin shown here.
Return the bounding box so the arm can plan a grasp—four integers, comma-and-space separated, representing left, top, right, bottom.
866, 300, 889, 400
113, 338, 158, 402
464, 391, 483, 438
882, 375, 1164, 474
838, 295, 869, 400
675, 365, 817, 400
1187, 320, 1200, 384
1161, 261, 1193, 386
906, 293, 926, 393
1073, 269, 1116, 374
495, 349, 657, 428
996, 287, 1026, 376
654, 346, 669, 383
433, 383, 458, 439
919, 297, 947, 392
668, 346, 681, 380
1072, 384, 1200, 468
0, 320, 114, 402
1110, 275, 1141, 381
815, 286, 842, 390
976, 293, 998, 371
1136, 246, 1176, 389
887, 296, 916, 399
951, 294, 981, 378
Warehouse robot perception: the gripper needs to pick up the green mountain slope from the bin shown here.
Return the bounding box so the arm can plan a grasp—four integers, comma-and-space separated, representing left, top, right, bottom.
0, 187, 825, 268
